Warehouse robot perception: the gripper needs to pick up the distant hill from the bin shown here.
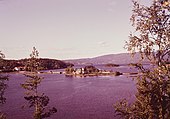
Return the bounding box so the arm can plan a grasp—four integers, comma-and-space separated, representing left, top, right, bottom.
0, 58, 72, 72
65, 53, 149, 65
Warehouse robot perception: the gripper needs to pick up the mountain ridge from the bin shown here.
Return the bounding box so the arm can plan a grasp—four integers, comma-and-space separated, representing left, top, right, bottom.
65, 52, 149, 65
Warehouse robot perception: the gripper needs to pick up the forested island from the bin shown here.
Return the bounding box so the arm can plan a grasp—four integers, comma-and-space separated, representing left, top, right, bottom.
65, 65, 123, 77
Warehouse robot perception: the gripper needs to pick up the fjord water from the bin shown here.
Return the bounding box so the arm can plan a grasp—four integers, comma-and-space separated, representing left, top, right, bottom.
2, 65, 137, 119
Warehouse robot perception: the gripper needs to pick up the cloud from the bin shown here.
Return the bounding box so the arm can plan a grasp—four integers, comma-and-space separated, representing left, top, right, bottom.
98, 41, 108, 47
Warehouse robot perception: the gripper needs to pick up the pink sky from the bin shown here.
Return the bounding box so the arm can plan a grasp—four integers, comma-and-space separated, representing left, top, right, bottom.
0, 0, 150, 60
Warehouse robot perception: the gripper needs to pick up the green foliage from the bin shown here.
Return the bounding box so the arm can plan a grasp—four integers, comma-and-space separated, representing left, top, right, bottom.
22, 74, 42, 90
21, 47, 57, 119
65, 66, 75, 74
0, 112, 6, 119
0, 51, 8, 119
0, 75, 8, 119
38, 58, 69, 70
0, 51, 5, 60
24, 94, 57, 119
0, 51, 4, 70
0, 75, 8, 104
115, 66, 170, 118
0, 47, 70, 72
0, 58, 69, 72
126, 0, 170, 64
114, 0, 170, 118
25, 47, 40, 72
84, 65, 99, 74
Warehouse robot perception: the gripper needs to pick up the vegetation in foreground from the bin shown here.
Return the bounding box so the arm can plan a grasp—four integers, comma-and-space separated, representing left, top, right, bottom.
0, 51, 9, 119
114, 0, 170, 118
21, 47, 57, 119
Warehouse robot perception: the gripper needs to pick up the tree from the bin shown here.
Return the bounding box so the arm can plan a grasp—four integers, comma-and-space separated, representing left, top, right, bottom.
24, 47, 40, 72
0, 51, 9, 119
21, 47, 57, 119
114, 0, 170, 119
65, 66, 75, 74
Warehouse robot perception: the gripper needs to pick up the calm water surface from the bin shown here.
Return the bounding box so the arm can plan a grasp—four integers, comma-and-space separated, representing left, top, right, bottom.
1, 66, 137, 119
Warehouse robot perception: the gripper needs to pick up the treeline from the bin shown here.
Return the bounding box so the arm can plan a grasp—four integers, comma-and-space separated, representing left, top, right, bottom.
0, 58, 73, 72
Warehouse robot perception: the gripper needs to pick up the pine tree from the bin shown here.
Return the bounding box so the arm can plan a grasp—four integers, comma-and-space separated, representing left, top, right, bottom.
21, 47, 57, 119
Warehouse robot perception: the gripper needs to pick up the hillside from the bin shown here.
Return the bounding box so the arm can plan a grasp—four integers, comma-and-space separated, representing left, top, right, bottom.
65, 53, 149, 65
0, 58, 72, 72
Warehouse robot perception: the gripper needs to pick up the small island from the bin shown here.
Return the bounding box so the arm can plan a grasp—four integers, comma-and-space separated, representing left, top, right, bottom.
64, 65, 122, 77
105, 63, 120, 67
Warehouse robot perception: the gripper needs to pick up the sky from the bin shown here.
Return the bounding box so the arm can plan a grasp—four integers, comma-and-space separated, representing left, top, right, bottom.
0, 0, 150, 60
